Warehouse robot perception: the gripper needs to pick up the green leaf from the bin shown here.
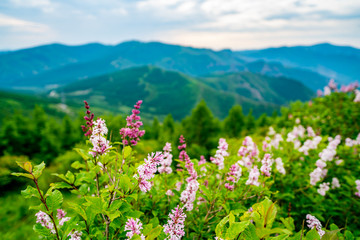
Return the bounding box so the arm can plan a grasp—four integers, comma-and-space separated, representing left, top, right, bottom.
269, 234, 290, 240
146, 225, 163, 240
322, 229, 342, 240
131, 235, 142, 240
105, 210, 121, 221
305, 228, 321, 240
52, 173, 68, 182
240, 223, 259, 240
215, 215, 229, 238
16, 161, 33, 173
68, 202, 87, 221
149, 217, 159, 228
344, 230, 354, 240
123, 146, 132, 159
280, 217, 295, 231
33, 162, 45, 179
71, 161, 86, 169
33, 223, 52, 237
226, 221, 250, 239
126, 210, 144, 219
109, 200, 123, 211
11, 172, 34, 179
143, 224, 153, 235
74, 148, 90, 160
84, 196, 103, 214
257, 228, 292, 238
21, 185, 40, 199
46, 190, 63, 213
65, 171, 75, 183
29, 204, 46, 212
120, 175, 131, 193
229, 212, 235, 226
49, 182, 73, 190
329, 224, 339, 231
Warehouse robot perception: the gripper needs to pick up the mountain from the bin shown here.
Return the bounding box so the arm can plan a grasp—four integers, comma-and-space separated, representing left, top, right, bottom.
243, 60, 328, 91
2, 41, 359, 92
237, 43, 360, 84
58, 66, 314, 120
0, 41, 246, 90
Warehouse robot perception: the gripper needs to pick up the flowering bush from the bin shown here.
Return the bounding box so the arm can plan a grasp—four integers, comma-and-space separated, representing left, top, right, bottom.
12, 91, 359, 239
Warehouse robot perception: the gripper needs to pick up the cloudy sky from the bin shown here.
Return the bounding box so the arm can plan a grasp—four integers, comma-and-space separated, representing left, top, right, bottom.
0, 0, 359, 50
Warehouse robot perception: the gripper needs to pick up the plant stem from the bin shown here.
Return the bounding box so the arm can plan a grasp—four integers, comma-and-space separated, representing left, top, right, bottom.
33, 176, 60, 240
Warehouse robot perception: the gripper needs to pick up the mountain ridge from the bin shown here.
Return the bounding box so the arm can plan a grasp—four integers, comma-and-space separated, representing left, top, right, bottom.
57, 65, 314, 120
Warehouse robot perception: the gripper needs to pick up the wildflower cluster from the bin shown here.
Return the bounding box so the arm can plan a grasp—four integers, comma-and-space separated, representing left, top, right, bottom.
246, 165, 260, 186
35, 211, 55, 234
119, 100, 145, 146
124, 218, 145, 240
35, 209, 70, 235
68, 230, 82, 240
224, 163, 242, 190
317, 79, 360, 103
355, 180, 360, 197
237, 136, 259, 169
306, 214, 325, 238
89, 118, 111, 157
81, 100, 95, 137
310, 136, 341, 189
158, 142, 173, 174
163, 205, 186, 240
179, 136, 199, 211
260, 153, 273, 177
135, 152, 164, 192
210, 138, 229, 170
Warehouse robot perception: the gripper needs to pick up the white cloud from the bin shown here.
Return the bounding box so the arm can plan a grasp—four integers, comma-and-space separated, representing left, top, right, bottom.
0, 13, 50, 33
10, 0, 55, 13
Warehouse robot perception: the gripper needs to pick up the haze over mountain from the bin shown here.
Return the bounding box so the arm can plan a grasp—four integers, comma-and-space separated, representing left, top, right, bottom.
237, 43, 360, 85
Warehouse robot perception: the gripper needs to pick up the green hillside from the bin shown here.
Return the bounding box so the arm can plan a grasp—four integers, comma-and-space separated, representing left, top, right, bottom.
0, 90, 76, 123
59, 66, 314, 120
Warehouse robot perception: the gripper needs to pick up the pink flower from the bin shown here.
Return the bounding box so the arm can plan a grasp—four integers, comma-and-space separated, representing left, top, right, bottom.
225, 163, 242, 191
180, 180, 199, 211
306, 214, 325, 238
89, 118, 111, 157
158, 142, 173, 174
35, 211, 55, 234
178, 138, 199, 211
355, 180, 360, 197
328, 79, 337, 90
57, 209, 70, 226
125, 218, 145, 240
246, 166, 260, 186
120, 100, 145, 146
68, 230, 82, 240
237, 136, 258, 167
81, 100, 95, 137
198, 155, 206, 165
260, 153, 273, 177
317, 182, 330, 196
163, 206, 186, 240
136, 152, 164, 192
210, 138, 229, 170
275, 157, 286, 175
166, 190, 174, 196
317, 89, 323, 97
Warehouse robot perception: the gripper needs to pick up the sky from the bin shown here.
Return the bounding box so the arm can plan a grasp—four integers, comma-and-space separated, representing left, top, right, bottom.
0, 0, 360, 51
